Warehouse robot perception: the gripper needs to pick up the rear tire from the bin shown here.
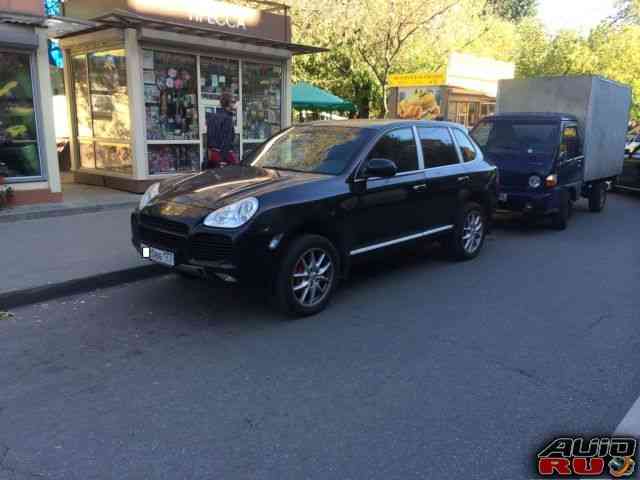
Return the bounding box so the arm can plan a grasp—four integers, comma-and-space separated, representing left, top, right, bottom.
274, 235, 340, 317
448, 202, 486, 261
588, 181, 607, 212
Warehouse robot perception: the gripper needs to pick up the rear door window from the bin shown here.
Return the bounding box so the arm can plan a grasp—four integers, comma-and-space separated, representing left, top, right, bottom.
452, 129, 478, 162
367, 128, 419, 173
418, 127, 459, 168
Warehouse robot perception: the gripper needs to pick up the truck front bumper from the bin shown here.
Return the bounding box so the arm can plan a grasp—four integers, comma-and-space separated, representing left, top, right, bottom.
497, 189, 561, 215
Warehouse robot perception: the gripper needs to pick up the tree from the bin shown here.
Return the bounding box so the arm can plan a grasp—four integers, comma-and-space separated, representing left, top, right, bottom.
291, 0, 469, 117
485, 0, 537, 22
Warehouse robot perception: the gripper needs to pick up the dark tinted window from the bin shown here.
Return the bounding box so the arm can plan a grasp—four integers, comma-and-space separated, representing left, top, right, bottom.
367, 128, 419, 173
561, 126, 581, 158
250, 126, 372, 175
471, 119, 559, 154
418, 127, 459, 167
452, 129, 477, 162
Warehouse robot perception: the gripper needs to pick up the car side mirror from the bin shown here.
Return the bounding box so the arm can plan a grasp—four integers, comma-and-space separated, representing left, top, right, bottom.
363, 158, 397, 178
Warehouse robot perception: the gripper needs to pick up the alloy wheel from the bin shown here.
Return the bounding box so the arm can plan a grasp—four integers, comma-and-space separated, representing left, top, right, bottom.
462, 211, 484, 254
290, 248, 334, 308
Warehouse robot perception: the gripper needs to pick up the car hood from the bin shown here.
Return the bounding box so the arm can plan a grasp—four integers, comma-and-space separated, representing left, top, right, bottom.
154, 165, 329, 209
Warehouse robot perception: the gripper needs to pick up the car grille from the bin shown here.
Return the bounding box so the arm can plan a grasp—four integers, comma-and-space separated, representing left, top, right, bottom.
499, 170, 530, 188
139, 226, 186, 251
139, 214, 189, 236
190, 234, 233, 263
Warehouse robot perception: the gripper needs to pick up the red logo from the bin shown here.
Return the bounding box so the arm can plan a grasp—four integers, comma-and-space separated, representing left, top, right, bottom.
537, 437, 637, 478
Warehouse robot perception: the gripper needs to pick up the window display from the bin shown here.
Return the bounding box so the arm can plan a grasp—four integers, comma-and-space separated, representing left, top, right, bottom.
88, 50, 130, 140
148, 144, 200, 175
0, 51, 41, 178
143, 50, 198, 141
72, 55, 92, 138
200, 57, 239, 103
95, 143, 132, 174
242, 62, 282, 146
79, 141, 95, 169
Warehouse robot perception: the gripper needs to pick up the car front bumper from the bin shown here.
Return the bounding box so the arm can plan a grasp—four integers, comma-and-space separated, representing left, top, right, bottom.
131, 211, 282, 285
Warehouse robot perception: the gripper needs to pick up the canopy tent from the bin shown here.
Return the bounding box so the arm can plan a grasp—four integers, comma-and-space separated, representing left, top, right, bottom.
292, 82, 355, 112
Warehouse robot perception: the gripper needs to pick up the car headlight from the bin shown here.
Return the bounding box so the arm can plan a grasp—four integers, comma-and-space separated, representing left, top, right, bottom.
204, 197, 259, 229
139, 182, 160, 210
529, 175, 542, 189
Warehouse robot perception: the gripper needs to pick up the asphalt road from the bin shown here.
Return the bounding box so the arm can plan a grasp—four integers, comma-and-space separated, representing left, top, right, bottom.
1, 193, 639, 480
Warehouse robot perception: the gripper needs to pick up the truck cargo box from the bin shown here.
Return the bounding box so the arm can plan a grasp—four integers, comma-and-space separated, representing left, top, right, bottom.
497, 76, 632, 182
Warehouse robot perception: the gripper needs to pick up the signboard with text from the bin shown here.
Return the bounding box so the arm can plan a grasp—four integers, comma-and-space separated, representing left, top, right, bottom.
388, 72, 446, 88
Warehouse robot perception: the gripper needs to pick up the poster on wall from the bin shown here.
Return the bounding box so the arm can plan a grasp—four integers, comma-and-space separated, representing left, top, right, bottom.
397, 86, 443, 120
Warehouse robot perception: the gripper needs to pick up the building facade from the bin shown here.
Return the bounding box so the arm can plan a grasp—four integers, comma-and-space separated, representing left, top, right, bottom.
387, 53, 516, 129
0, 0, 61, 203
57, 0, 319, 193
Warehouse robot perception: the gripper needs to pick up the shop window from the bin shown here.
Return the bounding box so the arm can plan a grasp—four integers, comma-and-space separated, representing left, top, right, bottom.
72, 55, 92, 138
143, 50, 198, 141
95, 143, 132, 174
447, 102, 458, 122
88, 50, 130, 140
148, 144, 200, 175
242, 62, 282, 149
78, 141, 95, 169
0, 51, 41, 178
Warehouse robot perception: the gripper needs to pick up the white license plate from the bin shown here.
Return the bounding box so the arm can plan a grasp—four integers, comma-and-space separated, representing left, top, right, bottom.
499, 193, 508, 202
142, 245, 175, 267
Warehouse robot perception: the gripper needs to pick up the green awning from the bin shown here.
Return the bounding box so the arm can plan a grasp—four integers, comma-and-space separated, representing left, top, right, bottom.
292, 81, 356, 112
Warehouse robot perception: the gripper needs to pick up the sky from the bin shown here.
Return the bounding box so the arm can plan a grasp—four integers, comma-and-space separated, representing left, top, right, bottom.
537, 0, 618, 32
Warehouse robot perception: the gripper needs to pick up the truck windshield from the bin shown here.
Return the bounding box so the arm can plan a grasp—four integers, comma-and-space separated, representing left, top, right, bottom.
471, 120, 560, 154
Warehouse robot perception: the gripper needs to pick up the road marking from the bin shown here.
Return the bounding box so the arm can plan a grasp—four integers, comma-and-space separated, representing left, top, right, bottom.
615, 394, 640, 435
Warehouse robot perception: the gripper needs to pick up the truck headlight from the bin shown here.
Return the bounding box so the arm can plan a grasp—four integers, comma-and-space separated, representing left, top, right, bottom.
139, 182, 160, 210
204, 197, 259, 229
528, 175, 542, 189
545, 174, 558, 188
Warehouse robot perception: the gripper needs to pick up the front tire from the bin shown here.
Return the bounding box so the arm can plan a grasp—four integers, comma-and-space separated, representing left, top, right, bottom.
274, 235, 340, 317
588, 181, 607, 212
448, 202, 486, 261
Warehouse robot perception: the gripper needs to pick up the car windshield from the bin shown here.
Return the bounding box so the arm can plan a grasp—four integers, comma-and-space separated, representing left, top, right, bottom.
471, 119, 560, 154
249, 126, 372, 175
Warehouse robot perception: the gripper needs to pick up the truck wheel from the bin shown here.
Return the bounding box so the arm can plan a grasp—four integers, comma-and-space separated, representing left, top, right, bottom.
551, 191, 570, 230
274, 234, 340, 317
588, 181, 607, 212
448, 202, 486, 261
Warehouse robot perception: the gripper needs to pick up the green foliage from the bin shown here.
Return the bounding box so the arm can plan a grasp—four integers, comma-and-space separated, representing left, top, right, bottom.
486, 0, 537, 21
289, 0, 639, 120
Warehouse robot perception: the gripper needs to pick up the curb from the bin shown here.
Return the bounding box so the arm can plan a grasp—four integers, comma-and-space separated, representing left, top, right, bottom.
0, 201, 138, 223
0, 265, 167, 310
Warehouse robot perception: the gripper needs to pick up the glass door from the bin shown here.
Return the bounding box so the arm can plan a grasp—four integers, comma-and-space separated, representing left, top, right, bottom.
199, 56, 241, 164
241, 62, 283, 159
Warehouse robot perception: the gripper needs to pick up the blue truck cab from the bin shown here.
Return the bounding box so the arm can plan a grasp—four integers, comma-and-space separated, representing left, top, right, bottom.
470, 113, 605, 229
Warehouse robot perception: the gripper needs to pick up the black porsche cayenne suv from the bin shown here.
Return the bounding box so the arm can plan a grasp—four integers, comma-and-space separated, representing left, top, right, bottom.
132, 120, 498, 316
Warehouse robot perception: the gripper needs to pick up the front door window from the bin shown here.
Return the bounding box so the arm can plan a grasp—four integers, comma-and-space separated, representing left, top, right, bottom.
367, 128, 419, 173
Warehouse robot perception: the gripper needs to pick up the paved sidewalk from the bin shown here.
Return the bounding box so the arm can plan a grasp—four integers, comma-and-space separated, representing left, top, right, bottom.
0, 184, 140, 223
0, 207, 164, 308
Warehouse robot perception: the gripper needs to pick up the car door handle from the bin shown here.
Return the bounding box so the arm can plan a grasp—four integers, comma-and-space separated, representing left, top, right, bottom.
457, 176, 470, 182
412, 183, 427, 191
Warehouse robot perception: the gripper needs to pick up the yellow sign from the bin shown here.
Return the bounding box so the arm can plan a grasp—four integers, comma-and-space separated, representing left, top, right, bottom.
388, 72, 446, 88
